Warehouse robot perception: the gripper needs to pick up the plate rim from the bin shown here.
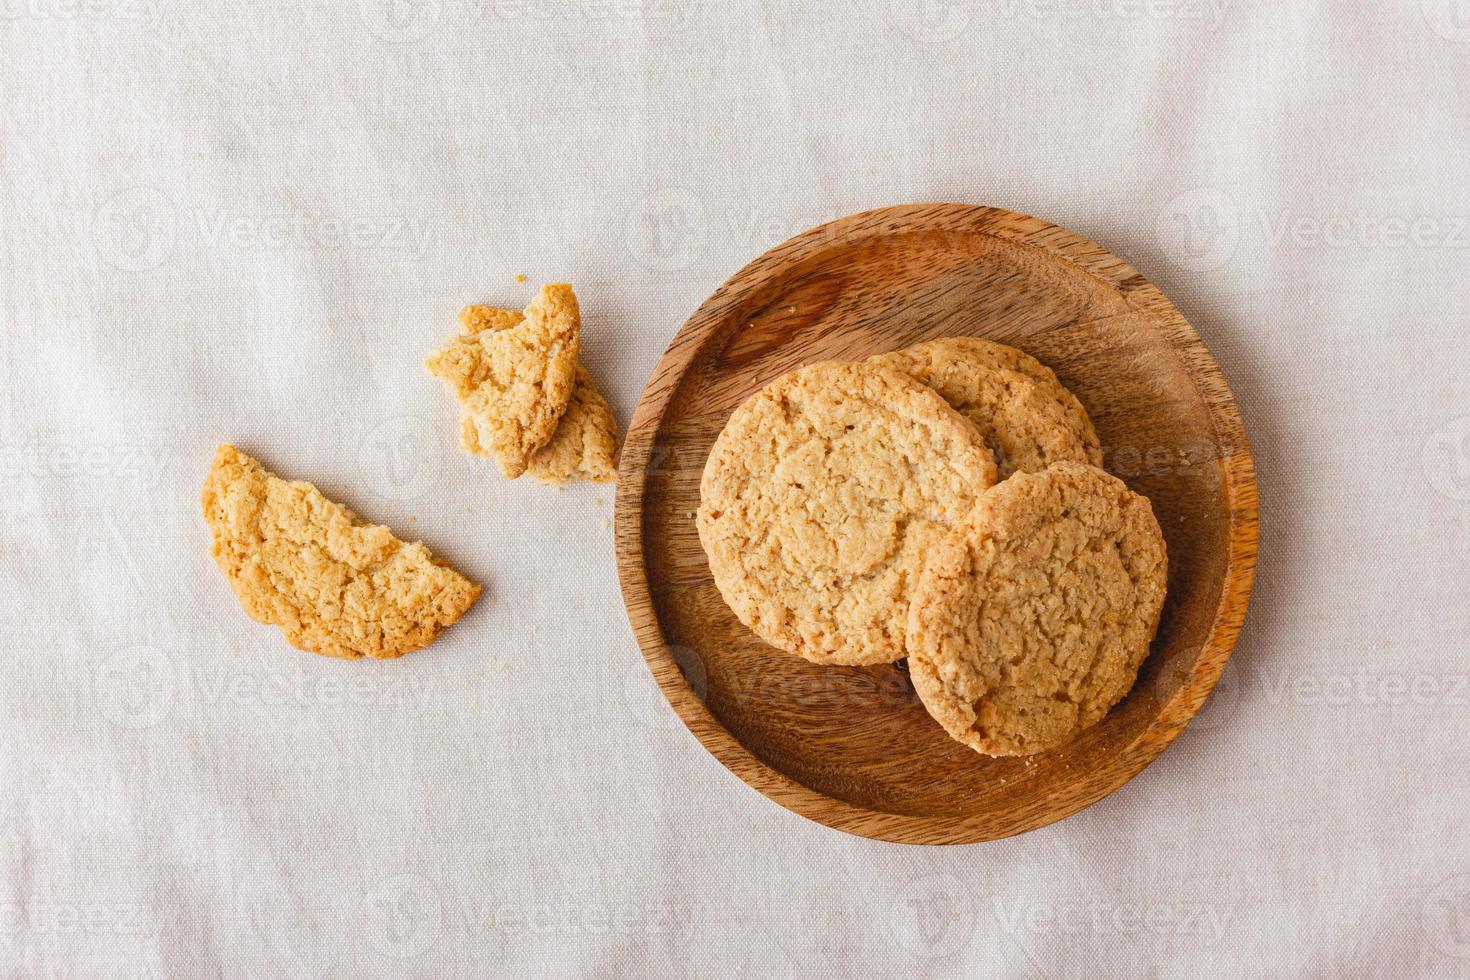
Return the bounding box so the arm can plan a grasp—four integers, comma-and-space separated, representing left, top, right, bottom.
614, 202, 1259, 845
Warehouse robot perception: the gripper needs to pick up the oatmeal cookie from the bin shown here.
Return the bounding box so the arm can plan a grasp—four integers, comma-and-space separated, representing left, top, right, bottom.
871, 337, 1102, 478
906, 462, 1166, 755
697, 361, 998, 666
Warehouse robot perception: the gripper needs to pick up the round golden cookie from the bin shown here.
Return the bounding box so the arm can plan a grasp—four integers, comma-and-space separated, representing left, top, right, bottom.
870, 337, 1102, 479
697, 361, 999, 666
906, 462, 1167, 756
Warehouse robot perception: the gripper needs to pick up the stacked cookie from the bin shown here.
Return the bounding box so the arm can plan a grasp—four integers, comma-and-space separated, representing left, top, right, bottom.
697, 338, 1167, 757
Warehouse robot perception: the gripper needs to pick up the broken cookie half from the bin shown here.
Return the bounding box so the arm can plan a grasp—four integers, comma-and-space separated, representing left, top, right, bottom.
201, 444, 481, 659
427, 283, 620, 483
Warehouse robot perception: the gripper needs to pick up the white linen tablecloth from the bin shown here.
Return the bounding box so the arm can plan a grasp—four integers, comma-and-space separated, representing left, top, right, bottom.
3, 1, 1469, 976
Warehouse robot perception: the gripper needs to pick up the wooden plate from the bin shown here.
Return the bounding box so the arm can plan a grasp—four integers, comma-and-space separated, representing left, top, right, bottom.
614, 204, 1257, 844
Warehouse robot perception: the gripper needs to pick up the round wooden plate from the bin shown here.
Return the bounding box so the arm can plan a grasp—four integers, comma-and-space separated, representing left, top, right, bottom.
614, 203, 1258, 844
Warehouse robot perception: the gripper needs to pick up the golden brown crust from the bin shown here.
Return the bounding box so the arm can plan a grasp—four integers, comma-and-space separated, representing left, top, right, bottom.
906, 462, 1166, 756
697, 361, 998, 666
871, 337, 1102, 478
458, 305, 525, 334
200, 444, 481, 660
452, 304, 620, 484
425, 283, 581, 478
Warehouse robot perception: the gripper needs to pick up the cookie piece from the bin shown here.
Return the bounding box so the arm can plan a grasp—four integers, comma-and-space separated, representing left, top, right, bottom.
871, 337, 1102, 478
698, 361, 999, 666
906, 462, 1167, 756
526, 365, 619, 483
201, 444, 481, 660
455, 306, 619, 483
425, 283, 581, 478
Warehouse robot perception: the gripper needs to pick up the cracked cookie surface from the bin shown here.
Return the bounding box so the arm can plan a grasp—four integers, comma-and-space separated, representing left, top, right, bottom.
871, 337, 1102, 479
201, 444, 481, 659
425, 283, 581, 478
455, 306, 619, 483
698, 361, 998, 666
906, 462, 1166, 756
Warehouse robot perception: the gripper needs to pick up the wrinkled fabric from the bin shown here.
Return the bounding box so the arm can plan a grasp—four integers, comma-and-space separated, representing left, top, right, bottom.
2, 2, 1469, 976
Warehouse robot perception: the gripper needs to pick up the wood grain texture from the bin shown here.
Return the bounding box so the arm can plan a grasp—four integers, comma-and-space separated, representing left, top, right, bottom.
614, 204, 1259, 845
